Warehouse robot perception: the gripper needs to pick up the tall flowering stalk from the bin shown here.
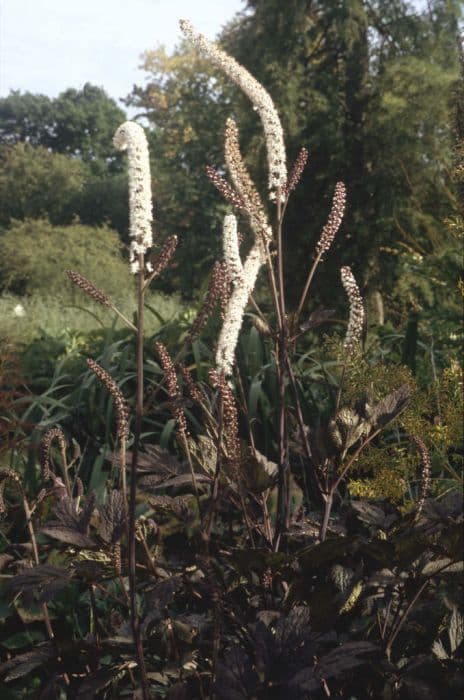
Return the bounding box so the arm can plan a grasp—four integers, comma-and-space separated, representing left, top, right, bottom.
113, 121, 154, 273
216, 214, 266, 376
180, 19, 287, 199
113, 120, 152, 700
181, 19, 318, 545
411, 436, 432, 515
296, 181, 347, 320
341, 266, 365, 354
86, 359, 130, 512
224, 118, 272, 243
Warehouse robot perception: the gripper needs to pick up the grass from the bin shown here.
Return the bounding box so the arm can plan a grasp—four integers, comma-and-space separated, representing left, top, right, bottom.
0, 291, 185, 343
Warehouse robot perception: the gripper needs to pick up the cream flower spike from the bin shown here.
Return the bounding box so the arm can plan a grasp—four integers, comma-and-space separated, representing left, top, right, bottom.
113, 121, 153, 273
223, 214, 243, 283
180, 19, 287, 200
341, 266, 365, 354
216, 214, 265, 376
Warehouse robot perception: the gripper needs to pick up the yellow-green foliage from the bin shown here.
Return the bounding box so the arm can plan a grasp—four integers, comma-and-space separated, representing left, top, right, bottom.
349, 464, 408, 502
321, 337, 463, 504
354, 359, 462, 501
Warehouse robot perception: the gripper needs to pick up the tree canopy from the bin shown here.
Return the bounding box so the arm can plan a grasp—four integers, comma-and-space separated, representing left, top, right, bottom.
0, 84, 129, 238
127, 0, 461, 304
0, 83, 126, 174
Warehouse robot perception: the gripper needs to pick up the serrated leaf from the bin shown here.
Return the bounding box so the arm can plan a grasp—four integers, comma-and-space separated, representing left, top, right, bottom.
40, 525, 95, 548
76, 665, 128, 698
230, 548, 289, 576
146, 576, 180, 609
351, 501, 398, 531
369, 384, 411, 429
111, 444, 181, 475
290, 641, 378, 692
1, 629, 45, 651
149, 473, 211, 491
97, 489, 125, 544
149, 494, 194, 520
5, 564, 71, 603
0, 642, 55, 681
41, 493, 96, 547
431, 639, 449, 660
421, 557, 463, 576
449, 606, 464, 654
242, 448, 278, 493
298, 536, 362, 573
187, 434, 217, 474
300, 307, 335, 332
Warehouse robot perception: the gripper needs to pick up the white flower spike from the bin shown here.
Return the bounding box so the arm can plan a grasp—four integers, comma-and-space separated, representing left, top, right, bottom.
216, 214, 265, 376
180, 19, 287, 200
341, 266, 365, 354
113, 121, 153, 273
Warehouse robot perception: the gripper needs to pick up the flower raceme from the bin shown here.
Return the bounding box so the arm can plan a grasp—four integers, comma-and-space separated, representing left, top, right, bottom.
180, 19, 287, 200
216, 214, 265, 376
340, 266, 365, 354
113, 121, 153, 273
315, 182, 347, 257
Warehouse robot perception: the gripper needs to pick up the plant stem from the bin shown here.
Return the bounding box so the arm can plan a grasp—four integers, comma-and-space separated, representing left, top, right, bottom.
57, 443, 72, 499
22, 494, 54, 641
204, 394, 224, 543
128, 253, 150, 700
179, 430, 201, 516
120, 439, 128, 524
109, 303, 138, 333
319, 493, 333, 542
284, 354, 324, 505
22, 491, 70, 685
295, 252, 323, 323
273, 190, 290, 550
385, 561, 455, 659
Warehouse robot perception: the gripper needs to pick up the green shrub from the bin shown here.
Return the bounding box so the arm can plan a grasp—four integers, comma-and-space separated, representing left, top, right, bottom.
0, 218, 132, 299
0, 143, 86, 225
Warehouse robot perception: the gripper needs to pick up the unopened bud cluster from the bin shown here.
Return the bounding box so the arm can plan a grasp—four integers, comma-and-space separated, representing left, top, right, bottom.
411, 436, 432, 514
209, 370, 241, 473
87, 359, 129, 442
188, 261, 230, 340
0, 469, 22, 514
284, 147, 308, 195
225, 119, 271, 243
155, 342, 188, 436
180, 365, 204, 405
315, 182, 346, 256
206, 166, 246, 209
66, 270, 110, 307
40, 427, 67, 481
149, 235, 178, 279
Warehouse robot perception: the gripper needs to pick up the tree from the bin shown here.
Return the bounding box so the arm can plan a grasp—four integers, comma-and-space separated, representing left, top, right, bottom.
0, 91, 54, 146
127, 0, 461, 304
0, 84, 126, 174
0, 143, 86, 226
0, 85, 130, 238
221, 0, 461, 303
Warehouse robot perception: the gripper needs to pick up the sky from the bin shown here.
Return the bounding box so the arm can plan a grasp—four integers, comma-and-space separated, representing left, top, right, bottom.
0, 0, 246, 105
